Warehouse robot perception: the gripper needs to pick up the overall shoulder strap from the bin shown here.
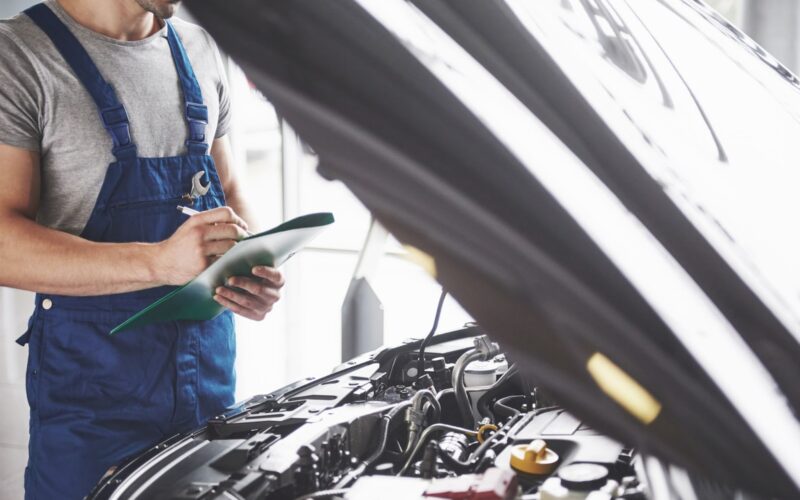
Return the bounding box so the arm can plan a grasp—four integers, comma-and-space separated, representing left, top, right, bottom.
165, 21, 209, 156
24, 3, 137, 161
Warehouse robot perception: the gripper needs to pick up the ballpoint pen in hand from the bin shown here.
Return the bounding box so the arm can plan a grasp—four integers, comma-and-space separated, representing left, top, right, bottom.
176, 205, 253, 236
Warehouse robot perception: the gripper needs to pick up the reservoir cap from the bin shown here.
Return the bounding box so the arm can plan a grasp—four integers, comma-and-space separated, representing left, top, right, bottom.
509, 439, 559, 475
557, 463, 609, 491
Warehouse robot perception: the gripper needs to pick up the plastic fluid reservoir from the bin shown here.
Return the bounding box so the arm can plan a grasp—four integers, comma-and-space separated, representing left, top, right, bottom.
464, 355, 508, 413
539, 463, 618, 500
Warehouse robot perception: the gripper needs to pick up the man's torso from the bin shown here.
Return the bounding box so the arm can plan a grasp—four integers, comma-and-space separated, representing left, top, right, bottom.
0, 0, 230, 235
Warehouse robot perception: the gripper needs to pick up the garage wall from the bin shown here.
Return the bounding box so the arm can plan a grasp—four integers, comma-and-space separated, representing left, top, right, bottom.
0, 291, 30, 500
0, 6, 39, 500
0, 1, 38, 497
1, 1, 34, 17
742, 0, 800, 73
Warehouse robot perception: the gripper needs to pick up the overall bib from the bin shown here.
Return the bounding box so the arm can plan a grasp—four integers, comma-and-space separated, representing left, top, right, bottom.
17, 5, 236, 499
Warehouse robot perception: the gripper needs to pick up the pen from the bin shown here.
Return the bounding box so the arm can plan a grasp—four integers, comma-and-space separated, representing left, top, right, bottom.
176, 205, 201, 216
177, 205, 253, 236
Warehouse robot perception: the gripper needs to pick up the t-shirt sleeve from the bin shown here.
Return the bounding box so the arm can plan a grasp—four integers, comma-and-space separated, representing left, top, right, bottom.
202, 29, 232, 139
0, 29, 43, 152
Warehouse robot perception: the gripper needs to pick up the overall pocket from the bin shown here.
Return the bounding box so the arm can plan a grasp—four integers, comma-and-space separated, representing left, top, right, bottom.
37, 313, 178, 422
106, 196, 185, 244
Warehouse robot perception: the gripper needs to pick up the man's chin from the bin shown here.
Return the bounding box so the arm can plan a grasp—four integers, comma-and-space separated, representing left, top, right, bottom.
159, 3, 181, 19
136, 0, 182, 19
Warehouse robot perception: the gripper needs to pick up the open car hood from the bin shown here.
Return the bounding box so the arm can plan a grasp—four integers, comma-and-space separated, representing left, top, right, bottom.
186, 0, 800, 496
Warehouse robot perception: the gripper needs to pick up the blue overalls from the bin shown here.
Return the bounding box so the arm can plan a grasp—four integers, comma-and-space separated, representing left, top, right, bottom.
16, 4, 236, 499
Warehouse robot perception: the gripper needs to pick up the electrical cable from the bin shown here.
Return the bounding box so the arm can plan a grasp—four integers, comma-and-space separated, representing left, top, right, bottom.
417, 288, 447, 378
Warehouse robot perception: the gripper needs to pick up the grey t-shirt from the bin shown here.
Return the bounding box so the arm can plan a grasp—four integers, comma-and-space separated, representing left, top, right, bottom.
0, 1, 231, 235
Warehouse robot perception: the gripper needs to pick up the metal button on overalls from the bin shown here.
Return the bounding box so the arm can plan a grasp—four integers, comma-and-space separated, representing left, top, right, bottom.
17, 4, 236, 500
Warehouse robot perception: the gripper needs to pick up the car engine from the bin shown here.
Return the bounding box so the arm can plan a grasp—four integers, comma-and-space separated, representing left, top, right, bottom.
89, 327, 649, 500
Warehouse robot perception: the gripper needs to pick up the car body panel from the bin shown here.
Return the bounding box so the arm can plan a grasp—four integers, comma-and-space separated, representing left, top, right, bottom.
185, 0, 800, 496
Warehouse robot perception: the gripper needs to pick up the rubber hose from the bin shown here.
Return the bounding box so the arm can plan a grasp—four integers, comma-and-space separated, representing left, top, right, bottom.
397, 423, 478, 476
404, 389, 442, 456
339, 400, 413, 486
452, 350, 483, 428
475, 365, 518, 421
494, 395, 525, 419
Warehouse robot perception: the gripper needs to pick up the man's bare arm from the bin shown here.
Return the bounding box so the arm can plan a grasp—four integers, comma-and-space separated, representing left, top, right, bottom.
0, 144, 247, 296
210, 135, 254, 227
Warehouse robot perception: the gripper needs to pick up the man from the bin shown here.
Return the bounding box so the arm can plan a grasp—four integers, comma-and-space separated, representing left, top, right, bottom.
0, 0, 283, 498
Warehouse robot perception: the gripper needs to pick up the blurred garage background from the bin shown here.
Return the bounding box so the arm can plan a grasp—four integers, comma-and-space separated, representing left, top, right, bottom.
0, 0, 793, 498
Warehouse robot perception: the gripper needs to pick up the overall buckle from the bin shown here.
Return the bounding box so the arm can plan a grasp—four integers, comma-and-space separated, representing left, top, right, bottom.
100, 105, 138, 160
185, 102, 208, 154
185, 102, 208, 123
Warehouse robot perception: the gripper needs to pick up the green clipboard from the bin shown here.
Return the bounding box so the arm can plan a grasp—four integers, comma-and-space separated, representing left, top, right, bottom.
110, 212, 335, 334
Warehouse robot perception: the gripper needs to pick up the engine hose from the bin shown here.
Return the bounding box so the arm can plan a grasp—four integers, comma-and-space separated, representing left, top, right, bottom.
476, 394, 494, 422
365, 401, 410, 465
475, 365, 519, 421
452, 349, 484, 427
397, 424, 478, 476
437, 445, 476, 472
436, 387, 454, 401
494, 395, 526, 419
436, 413, 523, 473
415, 389, 442, 422
473, 452, 497, 473
404, 389, 442, 456
338, 401, 413, 486
438, 432, 471, 462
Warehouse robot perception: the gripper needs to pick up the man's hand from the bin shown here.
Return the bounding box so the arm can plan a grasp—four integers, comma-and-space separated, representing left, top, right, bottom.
153, 203, 283, 321
213, 266, 284, 320
208, 136, 280, 321
155, 206, 249, 285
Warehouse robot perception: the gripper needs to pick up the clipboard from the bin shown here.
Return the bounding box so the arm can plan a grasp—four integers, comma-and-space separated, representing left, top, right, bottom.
110, 212, 334, 334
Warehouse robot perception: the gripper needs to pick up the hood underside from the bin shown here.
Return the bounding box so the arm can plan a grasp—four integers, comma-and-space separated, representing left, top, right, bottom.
186, 0, 800, 496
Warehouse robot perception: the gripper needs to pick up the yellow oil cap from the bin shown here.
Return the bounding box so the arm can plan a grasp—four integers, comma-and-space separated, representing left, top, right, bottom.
509, 439, 559, 475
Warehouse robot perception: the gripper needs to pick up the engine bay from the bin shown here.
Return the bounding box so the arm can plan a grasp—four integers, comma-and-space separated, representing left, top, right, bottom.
90, 327, 649, 500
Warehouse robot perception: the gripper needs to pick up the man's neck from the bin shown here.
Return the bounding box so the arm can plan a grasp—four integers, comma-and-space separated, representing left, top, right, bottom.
56, 0, 161, 41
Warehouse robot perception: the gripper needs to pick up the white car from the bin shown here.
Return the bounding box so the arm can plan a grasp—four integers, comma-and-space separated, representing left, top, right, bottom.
89, 1, 800, 498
